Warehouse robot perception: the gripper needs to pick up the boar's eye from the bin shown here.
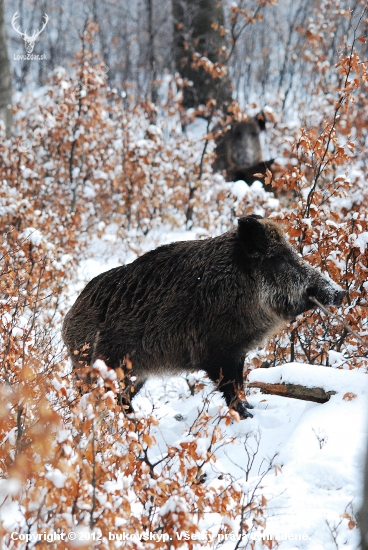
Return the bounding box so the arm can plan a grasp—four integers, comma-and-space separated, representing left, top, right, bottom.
261, 254, 288, 271
273, 254, 289, 266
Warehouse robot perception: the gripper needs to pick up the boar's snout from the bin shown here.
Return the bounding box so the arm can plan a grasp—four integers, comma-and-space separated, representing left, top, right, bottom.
307, 284, 346, 309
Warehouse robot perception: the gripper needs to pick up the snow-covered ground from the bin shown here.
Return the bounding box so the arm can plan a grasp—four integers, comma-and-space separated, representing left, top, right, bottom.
71, 227, 368, 549
119, 363, 366, 550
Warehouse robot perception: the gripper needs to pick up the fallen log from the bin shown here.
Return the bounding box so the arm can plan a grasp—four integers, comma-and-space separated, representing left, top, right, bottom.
248, 381, 336, 404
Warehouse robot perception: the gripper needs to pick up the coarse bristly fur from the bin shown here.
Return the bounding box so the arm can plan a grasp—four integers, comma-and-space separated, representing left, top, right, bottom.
62, 215, 346, 419
214, 113, 274, 185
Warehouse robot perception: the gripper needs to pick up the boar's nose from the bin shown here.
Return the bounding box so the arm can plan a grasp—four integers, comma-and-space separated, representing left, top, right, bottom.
333, 289, 346, 306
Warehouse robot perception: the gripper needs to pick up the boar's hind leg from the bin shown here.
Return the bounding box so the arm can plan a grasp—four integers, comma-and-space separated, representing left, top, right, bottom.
207, 357, 253, 419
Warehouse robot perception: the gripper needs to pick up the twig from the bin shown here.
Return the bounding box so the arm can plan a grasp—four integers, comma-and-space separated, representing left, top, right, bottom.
309, 296, 368, 348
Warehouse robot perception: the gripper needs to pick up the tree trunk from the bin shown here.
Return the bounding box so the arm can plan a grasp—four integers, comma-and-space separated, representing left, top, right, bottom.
172, 0, 232, 112
146, 0, 158, 105
0, 0, 12, 137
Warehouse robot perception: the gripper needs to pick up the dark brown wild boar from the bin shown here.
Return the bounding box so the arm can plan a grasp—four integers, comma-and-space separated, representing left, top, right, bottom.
214, 113, 275, 185
62, 216, 345, 419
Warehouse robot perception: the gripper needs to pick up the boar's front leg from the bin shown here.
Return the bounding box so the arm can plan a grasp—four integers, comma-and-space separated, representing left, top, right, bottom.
206, 355, 253, 419
117, 377, 147, 414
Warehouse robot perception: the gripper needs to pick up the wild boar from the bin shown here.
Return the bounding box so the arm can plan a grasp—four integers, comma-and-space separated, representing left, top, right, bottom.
62, 216, 345, 419
214, 113, 275, 185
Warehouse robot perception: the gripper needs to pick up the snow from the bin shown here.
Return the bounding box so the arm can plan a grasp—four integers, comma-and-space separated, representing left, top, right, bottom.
45, 468, 67, 488
19, 227, 44, 246
232, 180, 250, 201
247, 365, 368, 526
0, 500, 25, 530
0, 478, 22, 499
186, 118, 209, 140
93, 359, 117, 381
57, 429, 71, 443
354, 231, 368, 253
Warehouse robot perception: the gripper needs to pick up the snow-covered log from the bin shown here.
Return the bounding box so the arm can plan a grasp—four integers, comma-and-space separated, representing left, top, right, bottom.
248, 380, 336, 403
247, 362, 368, 403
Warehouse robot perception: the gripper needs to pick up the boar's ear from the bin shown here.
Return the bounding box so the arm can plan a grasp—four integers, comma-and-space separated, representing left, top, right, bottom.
255, 111, 266, 132
238, 216, 267, 256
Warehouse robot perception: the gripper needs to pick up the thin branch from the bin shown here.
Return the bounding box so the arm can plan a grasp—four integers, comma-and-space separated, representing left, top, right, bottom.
309, 296, 368, 349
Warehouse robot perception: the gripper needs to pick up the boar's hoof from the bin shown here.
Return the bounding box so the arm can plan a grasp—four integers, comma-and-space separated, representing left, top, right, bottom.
232, 400, 254, 419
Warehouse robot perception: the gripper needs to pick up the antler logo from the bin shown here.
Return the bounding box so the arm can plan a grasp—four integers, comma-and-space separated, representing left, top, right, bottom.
11, 11, 49, 54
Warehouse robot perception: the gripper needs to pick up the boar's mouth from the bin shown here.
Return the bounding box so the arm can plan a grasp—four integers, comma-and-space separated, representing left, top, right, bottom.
306, 287, 346, 311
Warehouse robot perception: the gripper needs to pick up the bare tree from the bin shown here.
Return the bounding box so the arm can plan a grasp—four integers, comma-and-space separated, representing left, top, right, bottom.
0, 0, 12, 136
